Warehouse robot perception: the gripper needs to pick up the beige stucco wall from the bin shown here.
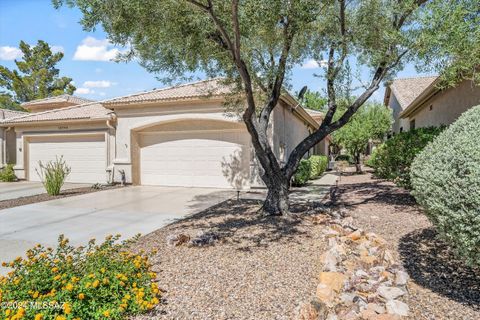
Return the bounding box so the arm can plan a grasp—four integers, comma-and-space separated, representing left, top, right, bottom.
389, 94, 410, 133
406, 80, 480, 129
10, 121, 113, 180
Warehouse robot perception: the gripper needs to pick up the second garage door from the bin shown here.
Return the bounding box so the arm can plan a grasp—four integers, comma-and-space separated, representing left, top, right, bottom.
139, 130, 250, 188
28, 134, 107, 184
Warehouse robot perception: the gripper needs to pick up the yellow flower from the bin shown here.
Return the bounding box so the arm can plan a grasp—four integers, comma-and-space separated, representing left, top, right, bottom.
34, 314, 43, 320
63, 302, 72, 315
65, 283, 74, 291
53, 275, 61, 281
100, 268, 106, 273
92, 279, 100, 288
51, 267, 59, 273
55, 316, 66, 320
32, 291, 39, 299
103, 310, 110, 318
5, 309, 11, 316
78, 293, 85, 300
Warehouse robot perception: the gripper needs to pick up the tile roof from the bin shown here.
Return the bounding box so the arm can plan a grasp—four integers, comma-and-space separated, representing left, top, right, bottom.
0, 102, 113, 125
21, 94, 94, 107
103, 78, 231, 106
388, 76, 438, 110
0, 109, 27, 119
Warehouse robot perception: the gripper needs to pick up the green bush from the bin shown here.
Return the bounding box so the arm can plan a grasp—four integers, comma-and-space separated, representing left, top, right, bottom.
0, 164, 16, 182
308, 155, 328, 178
411, 106, 480, 266
0, 234, 160, 320
36, 156, 71, 195
335, 154, 352, 163
292, 159, 312, 186
369, 127, 443, 188
365, 146, 381, 168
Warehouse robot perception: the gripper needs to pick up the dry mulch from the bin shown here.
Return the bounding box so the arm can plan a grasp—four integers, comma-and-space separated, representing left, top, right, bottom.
132, 199, 329, 320
0, 185, 119, 210
333, 170, 480, 320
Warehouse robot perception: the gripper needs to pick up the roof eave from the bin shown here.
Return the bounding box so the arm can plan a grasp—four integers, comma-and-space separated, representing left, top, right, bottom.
0, 117, 111, 127
400, 78, 442, 118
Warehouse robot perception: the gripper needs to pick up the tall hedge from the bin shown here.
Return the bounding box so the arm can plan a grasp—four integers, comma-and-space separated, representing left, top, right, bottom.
308, 155, 328, 178
369, 127, 443, 188
411, 105, 480, 266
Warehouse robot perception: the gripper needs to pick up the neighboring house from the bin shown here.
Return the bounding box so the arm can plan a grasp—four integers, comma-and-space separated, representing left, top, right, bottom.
0, 109, 27, 165
385, 76, 480, 133
0, 79, 328, 189
305, 108, 331, 156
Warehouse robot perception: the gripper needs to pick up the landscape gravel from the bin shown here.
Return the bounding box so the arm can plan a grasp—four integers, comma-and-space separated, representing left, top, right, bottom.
334, 170, 480, 320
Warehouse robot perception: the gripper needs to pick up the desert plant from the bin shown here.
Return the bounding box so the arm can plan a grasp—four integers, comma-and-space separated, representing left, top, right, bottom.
292, 159, 311, 186
411, 106, 480, 266
0, 164, 16, 182
369, 127, 444, 188
308, 155, 328, 178
0, 234, 160, 319
36, 156, 71, 195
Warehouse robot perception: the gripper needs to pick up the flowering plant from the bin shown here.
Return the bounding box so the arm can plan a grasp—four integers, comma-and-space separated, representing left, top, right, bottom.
0, 234, 160, 320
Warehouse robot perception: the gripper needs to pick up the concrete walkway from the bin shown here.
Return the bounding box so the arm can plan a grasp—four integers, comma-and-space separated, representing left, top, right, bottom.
242, 171, 339, 203
0, 181, 90, 201
0, 186, 234, 274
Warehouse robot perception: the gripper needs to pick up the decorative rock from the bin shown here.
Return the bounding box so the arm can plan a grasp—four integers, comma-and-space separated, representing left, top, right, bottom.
296, 299, 329, 320
319, 272, 346, 293
188, 231, 219, 246
339, 292, 355, 305
321, 251, 339, 272
317, 283, 336, 305
394, 270, 409, 286
385, 300, 409, 317
360, 308, 378, 320
166, 233, 190, 246
366, 303, 386, 314
377, 286, 405, 301
373, 315, 401, 320
347, 230, 363, 241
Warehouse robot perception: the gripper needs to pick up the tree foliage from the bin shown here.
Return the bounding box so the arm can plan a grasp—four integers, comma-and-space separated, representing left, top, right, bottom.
54, 0, 480, 214
0, 40, 75, 107
333, 103, 392, 172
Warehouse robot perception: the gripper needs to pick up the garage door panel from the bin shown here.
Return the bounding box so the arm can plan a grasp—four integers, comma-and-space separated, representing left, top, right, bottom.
28, 135, 107, 184
140, 130, 250, 188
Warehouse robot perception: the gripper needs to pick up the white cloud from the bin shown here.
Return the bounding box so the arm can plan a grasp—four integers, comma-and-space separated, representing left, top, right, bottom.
73, 36, 124, 61
75, 87, 94, 95
301, 59, 328, 69
98, 92, 106, 97
51, 45, 65, 54
83, 80, 116, 88
0, 46, 22, 60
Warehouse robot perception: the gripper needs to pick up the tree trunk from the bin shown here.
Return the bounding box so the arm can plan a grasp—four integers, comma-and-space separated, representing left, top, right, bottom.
261, 172, 290, 216
354, 153, 362, 173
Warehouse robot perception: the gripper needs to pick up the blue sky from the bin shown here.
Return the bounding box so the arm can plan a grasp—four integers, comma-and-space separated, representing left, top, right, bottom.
0, 0, 427, 102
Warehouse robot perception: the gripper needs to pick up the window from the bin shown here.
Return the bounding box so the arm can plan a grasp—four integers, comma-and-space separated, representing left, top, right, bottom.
410, 119, 416, 130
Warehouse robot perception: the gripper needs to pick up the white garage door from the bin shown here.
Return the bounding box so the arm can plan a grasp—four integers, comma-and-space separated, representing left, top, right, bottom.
140, 130, 250, 188
28, 135, 106, 184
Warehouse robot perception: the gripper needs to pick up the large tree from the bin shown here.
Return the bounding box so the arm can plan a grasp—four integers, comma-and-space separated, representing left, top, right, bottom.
0, 40, 76, 109
55, 0, 479, 215
333, 103, 392, 173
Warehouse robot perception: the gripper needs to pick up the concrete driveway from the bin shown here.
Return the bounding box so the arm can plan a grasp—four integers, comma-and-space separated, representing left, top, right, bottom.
0, 181, 90, 201
0, 186, 234, 273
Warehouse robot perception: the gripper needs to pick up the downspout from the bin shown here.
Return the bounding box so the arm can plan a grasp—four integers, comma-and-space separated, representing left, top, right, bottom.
106, 114, 117, 184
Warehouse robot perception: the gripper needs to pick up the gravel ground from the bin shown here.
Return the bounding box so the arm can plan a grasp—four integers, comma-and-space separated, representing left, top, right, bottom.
334, 170, 480, 320
0, 185, 119, 210
131, 199, 329, 320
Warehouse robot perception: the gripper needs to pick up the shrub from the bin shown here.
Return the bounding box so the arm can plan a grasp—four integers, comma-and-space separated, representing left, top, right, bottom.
365, 146, 381, 168
335, 154, 352, 163
0, 164, 16, 182
36, 156, 71, 195
369, 127, 443, 188
292, 159, 311, 186
308, 155, 328, 178
0, 234, 160, 320
411, 106, 480, 266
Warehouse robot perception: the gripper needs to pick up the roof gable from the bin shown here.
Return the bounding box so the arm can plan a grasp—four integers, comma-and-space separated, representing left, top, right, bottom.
388, 76, 437, 110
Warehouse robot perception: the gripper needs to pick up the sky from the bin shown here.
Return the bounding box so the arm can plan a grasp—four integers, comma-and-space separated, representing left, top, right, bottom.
0, 0, 428, 103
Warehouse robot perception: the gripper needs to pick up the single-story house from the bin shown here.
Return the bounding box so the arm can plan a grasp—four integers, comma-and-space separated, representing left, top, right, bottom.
384, 76, 480, 133
0, 79, 328, 189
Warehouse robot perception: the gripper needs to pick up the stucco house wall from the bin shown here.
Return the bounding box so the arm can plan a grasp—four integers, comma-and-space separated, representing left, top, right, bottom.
389, 94, 410, 133
405, 80, 480, 129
